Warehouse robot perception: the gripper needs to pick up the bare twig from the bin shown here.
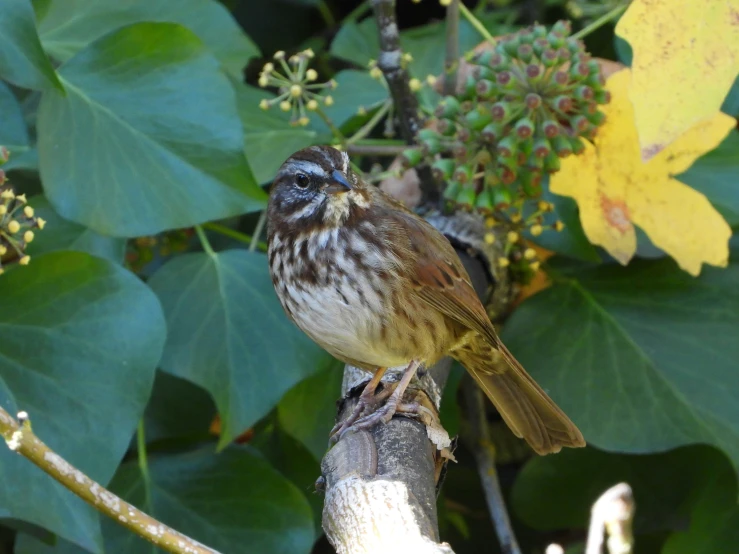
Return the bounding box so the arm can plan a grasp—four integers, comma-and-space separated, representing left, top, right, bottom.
0, 406, 221, 554
346, 144, 407, 157
585, 483, 635, 554
443, 1, 460, 96
370, 0, 439, 205
461, 380, 522, 554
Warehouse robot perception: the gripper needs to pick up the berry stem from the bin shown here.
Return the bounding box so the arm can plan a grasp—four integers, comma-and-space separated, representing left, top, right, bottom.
459, 2, 496, 46
194, 225, 216, 257
571, 4, 628, 40
346, 101, 392, 145
202, 222, 268, 251
315, 106, 347, 145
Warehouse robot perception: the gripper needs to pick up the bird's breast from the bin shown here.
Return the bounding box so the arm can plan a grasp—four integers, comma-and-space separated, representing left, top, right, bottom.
268, 227, 451, 367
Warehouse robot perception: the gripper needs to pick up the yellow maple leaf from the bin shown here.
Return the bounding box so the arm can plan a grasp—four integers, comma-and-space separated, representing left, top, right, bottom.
550, 69, 736, 276
615, 0, 739, 160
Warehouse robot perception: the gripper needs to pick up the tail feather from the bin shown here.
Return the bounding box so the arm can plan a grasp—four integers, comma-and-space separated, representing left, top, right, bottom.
455, 340, 585, 455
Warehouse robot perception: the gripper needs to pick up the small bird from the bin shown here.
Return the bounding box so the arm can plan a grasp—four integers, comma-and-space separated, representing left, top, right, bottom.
267, 145, 585, 454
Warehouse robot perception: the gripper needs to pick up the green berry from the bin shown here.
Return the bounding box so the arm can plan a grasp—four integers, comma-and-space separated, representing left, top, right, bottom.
475, 79, 498, 99
497, 136, 517, 158
473, 66, 496, 81
571, 115, 589, 133
552, 95, 573, 113
552, 135, 573, 157
594, 90, 611, 104
435, 96, 461, 118
496, 71, 515, 89
532, 37, 549, 57
489, 52, 508, 71
515, 117, 534, 139
569, 136, 586, 155
533, 138, 551, 158
438, 119, 457, 136
541, 48, 559, 67
443, 180, 461, 201
575, 86, 594, 101
474, 187, 494, 213
543, 150, 561, 173
464, 108, 493, 131
491, 101, 511, 121
551, 20, 571, 37
525, 93, 542, 110
493, 187, 512, 209
481, 122, 504, 143
456, 184, 477, 210
517, 44, 534, 63
401, 148, 423, 168
542, 120, 560, 138
453, 163, 473, 184
525, 64, 542, 81
432, 158, 455, 180
585, 110, 606, 127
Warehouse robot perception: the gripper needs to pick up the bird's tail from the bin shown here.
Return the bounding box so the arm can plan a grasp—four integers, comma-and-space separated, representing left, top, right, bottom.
453, 337, 585, 455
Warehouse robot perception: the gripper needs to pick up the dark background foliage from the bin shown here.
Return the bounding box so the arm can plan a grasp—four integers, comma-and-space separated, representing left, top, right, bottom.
0, 0, 738, 553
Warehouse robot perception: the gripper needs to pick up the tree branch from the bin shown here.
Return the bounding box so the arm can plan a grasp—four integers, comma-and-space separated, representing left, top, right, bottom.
370, 0, 440, 206
320, 211, 512, 554
461, 380, 522, 554
0, 406, 221, 554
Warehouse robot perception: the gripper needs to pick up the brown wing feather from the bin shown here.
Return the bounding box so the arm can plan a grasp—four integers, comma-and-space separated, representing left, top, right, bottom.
380, 202, 585, 454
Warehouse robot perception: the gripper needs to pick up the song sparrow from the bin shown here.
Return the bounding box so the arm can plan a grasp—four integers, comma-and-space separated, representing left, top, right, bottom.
267, 145, 585, 454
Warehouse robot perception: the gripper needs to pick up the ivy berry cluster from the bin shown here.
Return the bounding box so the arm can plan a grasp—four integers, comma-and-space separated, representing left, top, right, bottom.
403, 21, 610, 221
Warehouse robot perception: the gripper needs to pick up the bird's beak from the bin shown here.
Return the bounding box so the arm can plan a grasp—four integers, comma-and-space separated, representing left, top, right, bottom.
325, 169, 353, 195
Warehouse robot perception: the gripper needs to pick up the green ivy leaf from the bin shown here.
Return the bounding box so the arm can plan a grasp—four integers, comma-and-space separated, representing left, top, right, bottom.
26, 196, 127, 263
35, 0, 259, 76
0, 0, 62, 91
143, 371, 216, 444
148, 249, 332, 448
0, 81, 31, 152
278, 360, 344, 461
0, 251, 166, 552
512, 445, 729, 534
678, 130, 739, 226
663, 447, 739, 554
236, 82, 325, 184
37, 22, 264, 238
501, 255, 739, 476
16, 447, 316, 554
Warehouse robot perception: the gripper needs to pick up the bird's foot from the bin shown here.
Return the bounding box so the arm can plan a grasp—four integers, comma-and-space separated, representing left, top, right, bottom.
329, 369, 391, 443
335, 400, 420, 441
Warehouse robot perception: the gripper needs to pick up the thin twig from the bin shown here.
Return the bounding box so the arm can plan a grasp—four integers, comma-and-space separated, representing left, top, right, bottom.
137, 420, 153, 511
194, 225, 216, 257
346, 101, 392, 145
462, 379, 522, 554
249, 211, 268, 253
572, 4, 629, 40
458, 3, 496, 46
0, 407, 221, 554
585, 483, 635, 554
370, 0, 439, 205
203, 222, 268, 251
346, 144, 406, 157
443, 0, 460, 96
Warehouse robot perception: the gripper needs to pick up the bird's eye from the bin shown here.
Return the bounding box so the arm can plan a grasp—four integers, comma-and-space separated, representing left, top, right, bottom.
295, 173, 310, 189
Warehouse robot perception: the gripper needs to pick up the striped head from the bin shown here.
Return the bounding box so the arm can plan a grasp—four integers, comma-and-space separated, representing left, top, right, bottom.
268, 146, 370, 234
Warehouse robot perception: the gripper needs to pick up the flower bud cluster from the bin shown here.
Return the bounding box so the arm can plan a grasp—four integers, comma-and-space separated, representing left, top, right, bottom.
0, 148, 45, 274
258, 49, 337, 127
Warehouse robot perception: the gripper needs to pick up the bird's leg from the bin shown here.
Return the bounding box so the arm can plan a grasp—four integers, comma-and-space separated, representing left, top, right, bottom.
337, 360, 422, 440
329, 366, 388, 442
